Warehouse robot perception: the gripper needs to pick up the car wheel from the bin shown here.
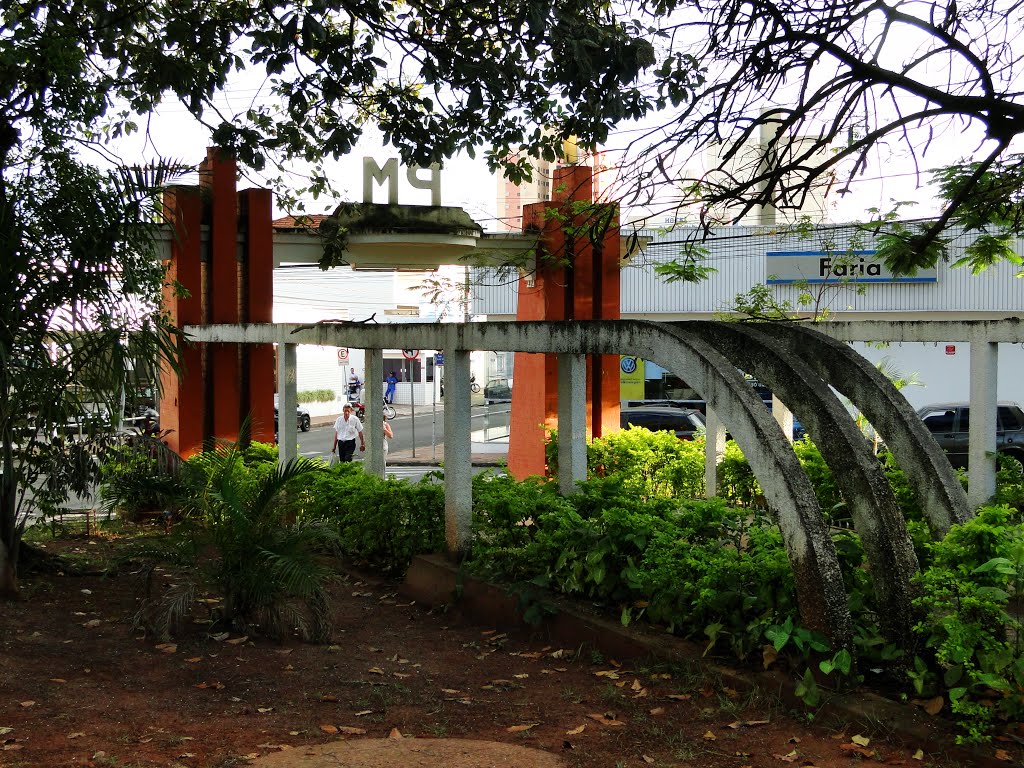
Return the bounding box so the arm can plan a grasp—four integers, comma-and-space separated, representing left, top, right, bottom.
300, 415, 311, 432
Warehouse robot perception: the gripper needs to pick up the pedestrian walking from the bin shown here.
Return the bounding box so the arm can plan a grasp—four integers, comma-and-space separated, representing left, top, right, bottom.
382, 419, 394, 466
332, 404, 365, 462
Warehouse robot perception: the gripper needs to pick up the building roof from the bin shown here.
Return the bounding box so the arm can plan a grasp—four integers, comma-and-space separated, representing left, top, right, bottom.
272, 214, 330, 231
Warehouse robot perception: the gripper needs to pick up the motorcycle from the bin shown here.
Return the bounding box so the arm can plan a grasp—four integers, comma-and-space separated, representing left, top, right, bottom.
355, 399, 396, 422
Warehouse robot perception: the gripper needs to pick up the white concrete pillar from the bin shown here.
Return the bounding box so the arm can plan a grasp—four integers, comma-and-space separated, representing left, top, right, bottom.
557, 354, 588, 494
364, 348, 385, 477
968, 339, 998, 510
443, 344, 473, 556
772, 398, 794, 443
277, 342, 298, 468
704, 406, 726, 498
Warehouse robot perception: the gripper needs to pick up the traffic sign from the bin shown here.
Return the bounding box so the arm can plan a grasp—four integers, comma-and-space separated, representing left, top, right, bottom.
337, 347, 350, 363
402, 349, 419, 360
434, 352, 444, 366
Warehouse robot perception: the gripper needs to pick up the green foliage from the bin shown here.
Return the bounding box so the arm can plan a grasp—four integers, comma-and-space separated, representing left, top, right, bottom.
716, 442, 762, 508
652, 245, 717, 284
587, 427, 706, 499
913, 506, 1024, 742
98, 442, 181, 521
298, 465, 445, 574
469, 472, 575, 582
296, 389, 335, 403
131, 442, 337, 642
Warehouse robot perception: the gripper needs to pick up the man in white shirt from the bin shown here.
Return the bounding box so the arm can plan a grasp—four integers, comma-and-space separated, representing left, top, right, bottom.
332, 404, 365, 462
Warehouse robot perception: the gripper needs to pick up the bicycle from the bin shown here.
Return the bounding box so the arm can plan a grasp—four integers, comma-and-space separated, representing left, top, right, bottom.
355, 399, 396, 422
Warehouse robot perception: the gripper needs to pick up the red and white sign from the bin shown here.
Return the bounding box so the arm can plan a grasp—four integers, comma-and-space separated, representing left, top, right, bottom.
945, 345, 956, 356
402, 349, 420, 360
337, 347, 350, 362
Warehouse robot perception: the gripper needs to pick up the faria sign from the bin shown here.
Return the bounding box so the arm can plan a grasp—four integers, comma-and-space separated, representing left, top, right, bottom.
765, 250, 938, 284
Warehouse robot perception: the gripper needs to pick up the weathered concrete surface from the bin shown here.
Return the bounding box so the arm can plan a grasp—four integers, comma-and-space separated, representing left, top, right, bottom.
768, 324, 971, 534
684, 322, 919, 646
251, 737, 564, 768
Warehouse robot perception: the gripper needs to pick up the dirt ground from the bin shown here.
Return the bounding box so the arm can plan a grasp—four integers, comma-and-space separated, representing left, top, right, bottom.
1, 532, 1019, 768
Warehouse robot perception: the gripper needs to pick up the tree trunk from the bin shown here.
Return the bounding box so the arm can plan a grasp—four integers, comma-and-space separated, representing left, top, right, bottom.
0, 539, 18, 599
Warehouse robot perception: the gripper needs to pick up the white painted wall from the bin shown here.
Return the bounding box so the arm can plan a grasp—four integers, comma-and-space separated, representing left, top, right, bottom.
852, 342, 1024, 410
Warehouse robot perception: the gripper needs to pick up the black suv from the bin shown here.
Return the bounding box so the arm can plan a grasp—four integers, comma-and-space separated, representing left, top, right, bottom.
620, 407, 706, 440
917, 401, 1024, 468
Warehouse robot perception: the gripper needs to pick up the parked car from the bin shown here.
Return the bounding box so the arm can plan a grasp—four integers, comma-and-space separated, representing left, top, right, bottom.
917, 401, 1024, 468
483, 378, 513, 404
620, 407, 706, 440
274, 405, 311, 433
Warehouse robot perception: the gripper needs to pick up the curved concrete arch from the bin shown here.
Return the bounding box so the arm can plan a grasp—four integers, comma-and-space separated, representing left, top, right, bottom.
767, 324, 971, 535
681, 321, 919, 645
619, 323, 852, 648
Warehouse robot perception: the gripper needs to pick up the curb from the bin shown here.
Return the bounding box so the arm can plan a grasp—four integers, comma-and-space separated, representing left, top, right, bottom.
400, 554, 1016, 768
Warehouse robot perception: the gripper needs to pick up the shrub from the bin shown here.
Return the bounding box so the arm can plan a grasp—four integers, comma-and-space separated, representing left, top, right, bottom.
296, 389, 335, 403
587, 428, 705, 499
298, 465, 444, 574
913, 505, 1024, 742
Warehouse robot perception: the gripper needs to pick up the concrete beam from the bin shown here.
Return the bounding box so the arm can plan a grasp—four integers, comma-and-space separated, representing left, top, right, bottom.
365, 349, 385, 476
277, 343, 298, 467
704, 407, 726, 499
968, 338, 999, 509
443, 342, 473, 557
557, 354, 588, 494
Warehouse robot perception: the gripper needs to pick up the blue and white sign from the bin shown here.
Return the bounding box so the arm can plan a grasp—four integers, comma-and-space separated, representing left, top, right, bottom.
434, 352, 444, 366
620, 356, 638, 374
765, 250, 937, 284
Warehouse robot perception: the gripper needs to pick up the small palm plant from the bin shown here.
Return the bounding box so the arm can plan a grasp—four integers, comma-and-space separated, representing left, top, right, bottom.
133, 438, 336, 642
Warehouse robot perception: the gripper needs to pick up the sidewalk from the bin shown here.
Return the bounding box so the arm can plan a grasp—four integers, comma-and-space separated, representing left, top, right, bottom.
386, 439, 508, 467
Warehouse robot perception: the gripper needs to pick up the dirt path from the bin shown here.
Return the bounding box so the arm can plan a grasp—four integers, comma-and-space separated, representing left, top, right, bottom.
0, 537, 1009, 767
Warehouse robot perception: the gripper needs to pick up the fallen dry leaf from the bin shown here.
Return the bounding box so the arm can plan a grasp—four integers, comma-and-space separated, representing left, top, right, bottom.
851, 734, 871, 747
566, 725, 586, 736
337, 726, 366, 735
994, 749, 1012, 762
912, 749, 924, 760
763, 644, 780, 669
82, 619, 102, 628
319, 725, 338, 734
19, 701, 34, 708
642, 756, 655, 764
256, 707, 273, 714
154, 643, 177, 653
506, 723, 538, 733
923, 696, 944, 716
586, 713, 626, 727
49, 678, 67, 684
184, 657, 202, 663
354, 710, 373, 717
703, 731, 717, 741
775, 750, 800, 762
367, 667, 385, 675
67, 732, 85, 739
320, 694, 338, 702
226, 636, 248, 645
840, 743, 876, 758
388, 728, 403, 739
594, 670, 620, 680
649, 707, 665, 716
666, 693, 692, 701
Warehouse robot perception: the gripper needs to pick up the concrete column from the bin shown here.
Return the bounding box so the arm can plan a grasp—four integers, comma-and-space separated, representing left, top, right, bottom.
277, 342, 298, 467
968, 339, 998, 509
557, 354, 588, 494
704, 406, 726, 498
772, 398, 794, 443
443, 345, 473, 556
364, 348, 385, 476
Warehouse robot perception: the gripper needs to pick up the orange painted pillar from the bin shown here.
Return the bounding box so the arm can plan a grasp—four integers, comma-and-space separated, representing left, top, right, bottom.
507, 165, 621, 479
161, 148, 276, 455
242, 188, 276, 444
202, 148, 242, 444
160, 187, 205, 457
